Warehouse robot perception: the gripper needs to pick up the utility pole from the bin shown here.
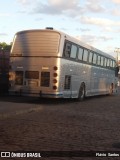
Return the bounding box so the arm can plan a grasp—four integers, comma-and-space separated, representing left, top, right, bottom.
114, 48, 120, 85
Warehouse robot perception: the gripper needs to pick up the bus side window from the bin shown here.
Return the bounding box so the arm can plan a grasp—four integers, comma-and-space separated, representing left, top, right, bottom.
101, 56, 104, 66
78, 47, 83, 60
113, 60, 115, 68
64, 42, 71, 58
83, 49, 88, 62
107, 59, 110, 67
97, 55, 101, 65
93, 53, 97, 64
104, 58, 107, 67
70, 45, 77, 59
110, 60, 113, 68
88, 52, 93, 63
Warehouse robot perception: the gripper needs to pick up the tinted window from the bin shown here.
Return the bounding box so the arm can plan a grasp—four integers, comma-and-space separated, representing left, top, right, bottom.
70, 45, 77, 58
93, 53, 97, 64
97, 56, 101, 65
83, 49, 88, 62
78, 47, 83, 60
110, 60, 113, 67
101, 57, 104, 66
89, 52, 93, 63
64, 42, 71, 58
104, 58, 107, 67
107, 59, 110, 67
113, 61, 115, 68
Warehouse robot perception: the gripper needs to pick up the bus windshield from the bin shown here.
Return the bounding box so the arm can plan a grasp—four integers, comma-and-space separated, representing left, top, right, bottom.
11, 30, 60, 56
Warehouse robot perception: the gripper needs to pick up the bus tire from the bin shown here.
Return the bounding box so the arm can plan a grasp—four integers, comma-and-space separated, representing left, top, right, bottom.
78, 83, 85, 101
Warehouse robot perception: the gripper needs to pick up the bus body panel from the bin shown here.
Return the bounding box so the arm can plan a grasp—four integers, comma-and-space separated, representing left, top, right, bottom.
11, 30, 61, 57
9, 57, 63, 97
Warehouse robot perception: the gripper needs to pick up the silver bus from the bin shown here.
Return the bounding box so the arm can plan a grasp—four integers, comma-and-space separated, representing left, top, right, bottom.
9, 28, 117, 100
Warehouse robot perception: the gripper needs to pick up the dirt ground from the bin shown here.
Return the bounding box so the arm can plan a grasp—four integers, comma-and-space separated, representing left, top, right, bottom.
0, 89, 120, 160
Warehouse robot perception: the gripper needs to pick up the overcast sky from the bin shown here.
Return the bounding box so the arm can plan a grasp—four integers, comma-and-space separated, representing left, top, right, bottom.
0, 0, 120, 57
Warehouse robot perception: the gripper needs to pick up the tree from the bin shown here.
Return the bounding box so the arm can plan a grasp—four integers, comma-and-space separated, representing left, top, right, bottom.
0, 42, 12, 52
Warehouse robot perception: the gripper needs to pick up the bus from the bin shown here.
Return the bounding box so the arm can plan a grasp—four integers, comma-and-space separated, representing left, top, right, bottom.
9, 28, 117, 100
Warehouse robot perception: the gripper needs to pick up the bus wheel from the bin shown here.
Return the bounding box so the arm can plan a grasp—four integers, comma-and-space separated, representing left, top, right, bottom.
78, 83, 85, 101
109, 83, 113, 95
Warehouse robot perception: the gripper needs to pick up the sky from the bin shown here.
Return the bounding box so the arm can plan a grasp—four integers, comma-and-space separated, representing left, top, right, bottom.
0, 0, 120, 57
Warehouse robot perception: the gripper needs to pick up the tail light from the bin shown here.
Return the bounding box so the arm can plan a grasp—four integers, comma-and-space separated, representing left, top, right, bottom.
53, 66, 58, 71
53, 73, 58, 77
53, 66, 58, 90
53, 86, 57, 90
53, 79, 57, 83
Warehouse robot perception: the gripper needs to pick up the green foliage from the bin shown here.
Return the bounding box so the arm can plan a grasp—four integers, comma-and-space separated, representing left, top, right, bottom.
0, 42, 12, 51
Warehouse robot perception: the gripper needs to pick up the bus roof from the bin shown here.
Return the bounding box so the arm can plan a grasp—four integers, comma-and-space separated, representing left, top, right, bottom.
15, 28, 115, 60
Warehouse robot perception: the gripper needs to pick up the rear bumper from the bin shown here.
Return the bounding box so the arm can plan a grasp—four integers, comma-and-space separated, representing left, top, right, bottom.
9, 88, 63, 98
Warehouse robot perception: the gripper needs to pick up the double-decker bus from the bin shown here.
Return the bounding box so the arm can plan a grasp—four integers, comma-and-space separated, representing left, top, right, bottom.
9, 28, 117, 100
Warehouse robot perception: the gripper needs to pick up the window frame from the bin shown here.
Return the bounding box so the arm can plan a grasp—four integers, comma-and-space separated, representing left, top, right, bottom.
93, 53, 97, 64
70, 44, 78, 59
63, 40, 115, 70
78, 46, 84, 61
83, 49, 89, 62
88, 51, 93, 64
